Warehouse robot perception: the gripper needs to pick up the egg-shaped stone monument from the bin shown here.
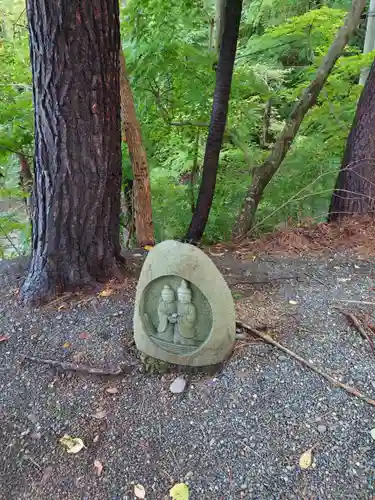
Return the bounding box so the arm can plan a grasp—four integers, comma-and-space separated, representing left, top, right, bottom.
133, 240, 236, 366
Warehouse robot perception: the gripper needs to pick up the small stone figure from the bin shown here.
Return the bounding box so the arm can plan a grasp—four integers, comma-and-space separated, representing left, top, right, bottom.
156, 285, 177, 342
174, 280, 197, 346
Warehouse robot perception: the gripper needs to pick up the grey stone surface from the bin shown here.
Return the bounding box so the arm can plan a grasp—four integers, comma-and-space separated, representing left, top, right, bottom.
133, 240, 236, 366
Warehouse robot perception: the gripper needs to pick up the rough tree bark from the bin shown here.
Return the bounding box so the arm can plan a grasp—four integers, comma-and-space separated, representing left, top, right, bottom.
21, 0, 123, 305
232, 0, 366, 240
119, 51, 154, 247
329, 57, 375, 220
185, 0, 242, 243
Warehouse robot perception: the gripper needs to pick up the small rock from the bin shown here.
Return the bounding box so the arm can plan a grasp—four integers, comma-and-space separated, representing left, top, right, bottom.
317, 424, 327, 433
169, 376, 186, 394
27, 413, 38, 424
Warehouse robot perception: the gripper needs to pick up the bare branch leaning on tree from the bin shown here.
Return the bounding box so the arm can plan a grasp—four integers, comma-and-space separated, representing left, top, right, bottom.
236, 321, 375, 407
232, 0, 367, 240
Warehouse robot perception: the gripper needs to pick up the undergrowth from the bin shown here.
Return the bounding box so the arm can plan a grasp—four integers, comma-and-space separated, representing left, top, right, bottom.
0, 0, 371, 255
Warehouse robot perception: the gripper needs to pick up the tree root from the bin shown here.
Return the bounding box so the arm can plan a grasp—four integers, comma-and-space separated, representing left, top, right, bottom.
236, 320, 375, 407
23, 356, 138, 376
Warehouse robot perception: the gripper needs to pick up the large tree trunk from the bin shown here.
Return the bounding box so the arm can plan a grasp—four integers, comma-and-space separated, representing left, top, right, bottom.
232, 0, 366, 240
21, 0, 123, 305
119, 51, 154, 247
185, 0, 242, 243
329, 57, 375, 221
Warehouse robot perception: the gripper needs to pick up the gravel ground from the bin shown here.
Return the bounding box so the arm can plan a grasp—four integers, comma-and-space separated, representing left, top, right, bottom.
0, 252, 375, 499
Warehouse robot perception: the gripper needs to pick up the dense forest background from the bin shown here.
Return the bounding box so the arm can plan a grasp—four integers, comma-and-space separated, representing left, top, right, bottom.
0, 0, 373, 257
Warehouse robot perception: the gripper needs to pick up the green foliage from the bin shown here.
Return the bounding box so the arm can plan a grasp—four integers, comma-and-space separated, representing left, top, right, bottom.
0, 0, 371, 254
0, 3, 32, 256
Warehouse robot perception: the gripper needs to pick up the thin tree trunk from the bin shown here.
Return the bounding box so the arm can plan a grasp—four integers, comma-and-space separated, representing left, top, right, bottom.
21, 0, 123, 305
185, 0, 242, 243
119, 51, 154, 247
18, 153, 33, 222
189, 129, 200, 214
260, 99, 272, 149
232, 0, 366, 240
328, 57, 375, 220
215, 0, 226, 55
359, 0, 375, 85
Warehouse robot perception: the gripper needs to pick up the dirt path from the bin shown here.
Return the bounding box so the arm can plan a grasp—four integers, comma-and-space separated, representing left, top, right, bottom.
0, 252, 374, 499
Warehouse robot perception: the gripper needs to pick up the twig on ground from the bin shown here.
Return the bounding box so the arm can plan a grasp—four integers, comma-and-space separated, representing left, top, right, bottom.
335, 308, 375, 356
336, 300, 375, 305
229, 275, 299, 286
42, 293, 74, 308
304, 272, 326, 286
23, 356, 137, 376
236, 320, 375, 407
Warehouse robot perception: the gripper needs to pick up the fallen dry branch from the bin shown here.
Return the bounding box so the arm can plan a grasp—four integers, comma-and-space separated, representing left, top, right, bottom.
335, 308, 375, 356
228, 275, 299, 286
236, 320, 375, 407
23, 356, 137, 376
336, 299, 375, 306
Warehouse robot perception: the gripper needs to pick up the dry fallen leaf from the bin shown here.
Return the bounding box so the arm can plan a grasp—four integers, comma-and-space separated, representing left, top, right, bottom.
169, 376, 186, 394
106, 387, 118, 394
169, 482, 189, 500
299, 447, 314, 469
208, 248, 226, 257
0, 335, 10, 342
59, 435, 85, 454
99, 289, 114, 297
134, 483, 146, 499
92, 410, 107, 419
94, 459, 103, 476
93, 434, 100, 443
370, 428, 375, 440
41, 466, 53, 485
62, 342, 71, 348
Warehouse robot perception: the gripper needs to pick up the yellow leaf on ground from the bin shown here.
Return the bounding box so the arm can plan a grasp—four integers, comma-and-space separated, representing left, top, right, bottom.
134, 484, 146, 498
99, 289, 114, 297
299, 447, 314, 469
62, 342, 71, 348
59, 435, 85, 454
144, 245, 153, 251
169, 482, 189, 500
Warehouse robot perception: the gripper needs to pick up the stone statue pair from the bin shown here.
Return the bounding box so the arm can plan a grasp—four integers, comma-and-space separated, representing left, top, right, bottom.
157, 280, 197, 346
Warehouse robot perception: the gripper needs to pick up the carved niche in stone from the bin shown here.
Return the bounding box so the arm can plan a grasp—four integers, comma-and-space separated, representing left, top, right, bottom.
141, 277, 212, 355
